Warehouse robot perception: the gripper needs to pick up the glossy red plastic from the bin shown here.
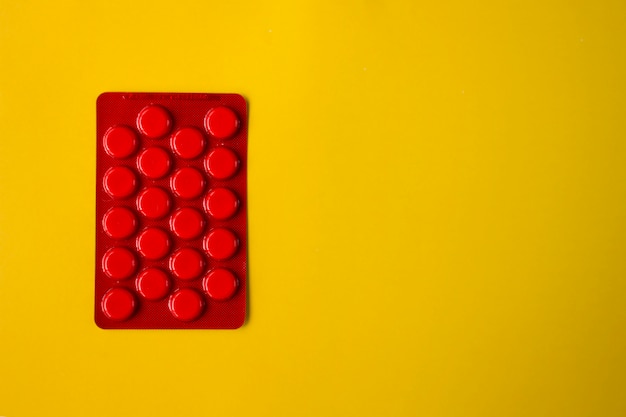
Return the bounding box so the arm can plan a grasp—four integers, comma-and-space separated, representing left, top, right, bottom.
204, 188, 239, 220
102, 207, 138, 239
205, 147, 239, 179
135, 268, 171, 300
170, 167, 206, 199
137, 105, 172, 138
204, 228, 239, 260
169, 247, 205, 280
103, 126, 138, 159
171, 127, 206, 159
170, 207, 205, 240
136, 227, 171, 260
101, 287, 136, 321
103, 166, 137, 198
102, 247, 137, 280
203, 268, 238, 301
137, 147, 172, 179
136, 187, 171, 219
204, 106, 240, 139
168, 288, 205, 321
96, 92, 247, 329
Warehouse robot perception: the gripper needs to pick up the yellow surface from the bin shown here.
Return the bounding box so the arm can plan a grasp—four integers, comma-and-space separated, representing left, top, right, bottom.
1, 0, 626, 416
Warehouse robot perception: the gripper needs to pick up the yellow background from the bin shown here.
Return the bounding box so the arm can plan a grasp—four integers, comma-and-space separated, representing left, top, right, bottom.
1, 1, 625, 416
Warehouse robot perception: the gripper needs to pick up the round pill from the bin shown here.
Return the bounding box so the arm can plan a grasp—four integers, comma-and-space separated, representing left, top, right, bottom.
170, 167, 205, 199
137, 147, 171, 179
102, 247, 137, 280
136, 105, 172, 138
102, 206, 137, 239
136, 187, 171, 219
204, 147, 240, 179
136, 268, 171, 300
136, 228, 171, 260
204, 188, 239, 220
171, 127, 206, 159
202, 268, 238, 301
170, 207, 205, 239
101, 287, 136, 321
168, 289, 205, 321
103, 166, 137, 198
103, 126, 138, 159
203, 228, 239, 260
169, 248, 205, 280
204, 106, 240, 139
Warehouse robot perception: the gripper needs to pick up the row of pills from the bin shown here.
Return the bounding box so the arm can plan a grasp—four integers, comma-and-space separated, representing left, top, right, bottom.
101, 266, 237, 322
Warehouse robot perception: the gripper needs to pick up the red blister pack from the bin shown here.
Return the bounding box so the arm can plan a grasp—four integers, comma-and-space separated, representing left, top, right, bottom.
95, 93, 247, 329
